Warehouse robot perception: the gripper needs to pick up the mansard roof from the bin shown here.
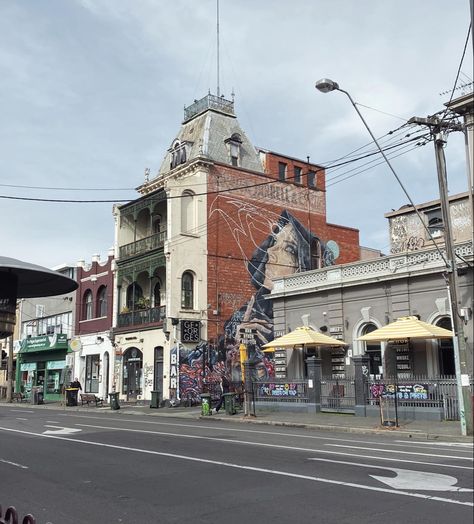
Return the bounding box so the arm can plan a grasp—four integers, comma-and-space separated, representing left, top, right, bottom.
156, 93, 263, 177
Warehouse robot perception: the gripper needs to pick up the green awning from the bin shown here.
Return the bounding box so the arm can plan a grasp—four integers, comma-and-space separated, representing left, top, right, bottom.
20, 334, 68, 353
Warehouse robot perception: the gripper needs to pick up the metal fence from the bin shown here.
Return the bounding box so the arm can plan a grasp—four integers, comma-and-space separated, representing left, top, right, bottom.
253, 380, 308, 403
320, 377, 355, 413
367, 375, 468, 420
0, 505, 36, 523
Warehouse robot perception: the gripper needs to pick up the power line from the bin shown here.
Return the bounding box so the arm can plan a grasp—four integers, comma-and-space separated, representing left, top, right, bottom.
0, 132, 429, 204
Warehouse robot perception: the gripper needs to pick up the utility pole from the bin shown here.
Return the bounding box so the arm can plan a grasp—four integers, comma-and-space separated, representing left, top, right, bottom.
409, 115, 473, 436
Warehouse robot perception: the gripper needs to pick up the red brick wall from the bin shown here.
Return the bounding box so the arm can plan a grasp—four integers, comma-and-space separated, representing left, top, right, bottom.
205, 155, 360, 342
75, 256, 114, 336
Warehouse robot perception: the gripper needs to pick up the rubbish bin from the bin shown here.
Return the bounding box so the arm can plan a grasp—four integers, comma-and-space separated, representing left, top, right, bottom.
200, 393, 211, 416
36, 388, 44, 405
150, 390, 161, 409
65, 387, 79, 407
223, 392, 236, 415
31, 386, 45, 405
108, 391, 120, 410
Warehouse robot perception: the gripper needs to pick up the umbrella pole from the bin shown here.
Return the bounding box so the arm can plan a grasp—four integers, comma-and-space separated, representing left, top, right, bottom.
394, 378, 399, 427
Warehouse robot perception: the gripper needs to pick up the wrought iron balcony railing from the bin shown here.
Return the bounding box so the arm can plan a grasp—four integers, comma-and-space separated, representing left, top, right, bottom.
119, 231, 166, 260
117, 306, 166, 328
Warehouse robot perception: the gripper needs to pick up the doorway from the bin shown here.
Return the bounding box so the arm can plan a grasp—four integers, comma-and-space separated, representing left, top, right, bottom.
122, 347, 143, 400
154, 346, 164, 394
437, 317, 455, 375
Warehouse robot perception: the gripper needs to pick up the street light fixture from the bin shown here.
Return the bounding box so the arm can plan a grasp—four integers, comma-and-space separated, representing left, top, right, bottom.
315, 78, 472, 436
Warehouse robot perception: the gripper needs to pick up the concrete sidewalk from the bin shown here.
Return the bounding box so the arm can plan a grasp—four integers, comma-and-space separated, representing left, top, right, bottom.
2, 399, 472, 443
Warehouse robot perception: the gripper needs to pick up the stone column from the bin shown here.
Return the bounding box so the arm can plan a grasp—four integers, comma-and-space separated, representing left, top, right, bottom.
305, 356, 322, 412
353, 354, 370, 417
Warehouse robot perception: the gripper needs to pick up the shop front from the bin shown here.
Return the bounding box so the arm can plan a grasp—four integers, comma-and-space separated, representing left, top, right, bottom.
16, 334, 70, 402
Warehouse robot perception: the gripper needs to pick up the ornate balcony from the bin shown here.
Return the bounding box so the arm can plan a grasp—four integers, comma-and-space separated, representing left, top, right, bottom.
117, 306, 166, 329
119, 231, 166, 260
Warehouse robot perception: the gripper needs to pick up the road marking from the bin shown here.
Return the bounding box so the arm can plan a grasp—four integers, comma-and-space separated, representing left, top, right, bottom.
395, 440, 473, 449
308, 458, 473, 492
0, 425, 471, 507
9, 409, 34, 413
0, 458, 28, 469
326, 444, 472, 461
16, 418, 28, 421
46, 421, 60, 424
43, 425, 82, 436
75, 423, 473, 470
56, 413, 470, 452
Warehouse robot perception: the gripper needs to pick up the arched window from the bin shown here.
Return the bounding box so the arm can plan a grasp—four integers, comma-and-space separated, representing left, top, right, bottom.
83, 290, 93, 320
181, 190, 195, 233
126, 283, 143, 310
181, 272, 194, 309
362, 323, 382, 377
310, 239, 322, 269
436, 317, 455, 375
153, 281, 161, 308
97, 285, 107, 317
170, 141, 187, 169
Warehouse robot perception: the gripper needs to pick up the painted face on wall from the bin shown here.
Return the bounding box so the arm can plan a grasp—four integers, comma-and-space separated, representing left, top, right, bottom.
263, 223, 299, 290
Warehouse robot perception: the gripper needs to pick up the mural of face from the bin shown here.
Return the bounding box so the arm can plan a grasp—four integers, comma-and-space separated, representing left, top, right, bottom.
263, 223, 299, 290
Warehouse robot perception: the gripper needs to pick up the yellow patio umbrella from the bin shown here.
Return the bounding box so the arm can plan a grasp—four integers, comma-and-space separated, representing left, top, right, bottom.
357, 316, 454, 342
262, 326, 347, 352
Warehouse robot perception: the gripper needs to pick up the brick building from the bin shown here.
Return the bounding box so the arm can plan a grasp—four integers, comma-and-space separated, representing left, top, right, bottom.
113, 93, 361, 403
72, 251, 115, 400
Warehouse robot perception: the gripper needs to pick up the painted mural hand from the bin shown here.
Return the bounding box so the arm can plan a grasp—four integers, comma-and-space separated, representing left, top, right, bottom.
236, 295, 273, 345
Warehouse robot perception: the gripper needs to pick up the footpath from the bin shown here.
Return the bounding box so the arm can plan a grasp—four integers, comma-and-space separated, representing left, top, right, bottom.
1, 399, 472, 443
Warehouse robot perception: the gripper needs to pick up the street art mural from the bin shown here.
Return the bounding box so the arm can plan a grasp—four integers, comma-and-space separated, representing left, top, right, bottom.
175, 197, 338, 403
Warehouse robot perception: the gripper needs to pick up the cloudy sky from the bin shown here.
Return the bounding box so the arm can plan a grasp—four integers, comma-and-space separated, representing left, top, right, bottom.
0, 0, 472, 269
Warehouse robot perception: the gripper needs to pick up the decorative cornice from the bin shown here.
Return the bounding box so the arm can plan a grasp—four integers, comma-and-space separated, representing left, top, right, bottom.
271, 241, 473, 298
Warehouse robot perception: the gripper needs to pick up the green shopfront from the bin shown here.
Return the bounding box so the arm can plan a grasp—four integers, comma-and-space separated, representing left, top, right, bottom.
16, 334, 70, 401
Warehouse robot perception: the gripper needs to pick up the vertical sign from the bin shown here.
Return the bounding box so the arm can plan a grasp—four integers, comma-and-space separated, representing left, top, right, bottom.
169, 346, 180, 400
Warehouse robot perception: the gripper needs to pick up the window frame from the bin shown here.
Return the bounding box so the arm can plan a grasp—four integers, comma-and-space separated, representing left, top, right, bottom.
83, 290, 93, 320
97, 285, 107, 318
181, 271, 194, 310
278, 162, 287, 181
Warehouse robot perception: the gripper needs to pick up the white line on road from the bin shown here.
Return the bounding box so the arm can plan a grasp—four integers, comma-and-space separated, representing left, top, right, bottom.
75, 422, 473, 470
56, 413, 471, 453
0, 458, 28, 469
0, 425, 471, 507
326, 444, 473, 461
9, 409, 34, 413
46, 421, 60, 424
395, 440, 473, 449
308, 458, 473, 491
16, 418, 28, 421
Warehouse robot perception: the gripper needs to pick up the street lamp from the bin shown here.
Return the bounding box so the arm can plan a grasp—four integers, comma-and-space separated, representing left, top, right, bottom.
315, 78, 472, 436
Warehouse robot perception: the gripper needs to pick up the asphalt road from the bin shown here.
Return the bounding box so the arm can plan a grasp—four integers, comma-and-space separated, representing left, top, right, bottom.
0, 406, 472, 524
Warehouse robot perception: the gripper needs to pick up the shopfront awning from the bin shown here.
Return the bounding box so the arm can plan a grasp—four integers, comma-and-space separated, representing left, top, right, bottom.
262, 326, 347, 352
357, 316, 453, 342
19, 334, 69, 354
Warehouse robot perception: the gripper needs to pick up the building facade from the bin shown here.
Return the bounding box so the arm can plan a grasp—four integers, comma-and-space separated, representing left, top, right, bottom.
269, 192, 473, 380
72, 251, 115, 400
15, 265, 77, 401
113, 93, 362, 404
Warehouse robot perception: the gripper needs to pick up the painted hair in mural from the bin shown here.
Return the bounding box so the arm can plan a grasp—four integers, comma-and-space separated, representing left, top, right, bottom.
176, 197, 335, 402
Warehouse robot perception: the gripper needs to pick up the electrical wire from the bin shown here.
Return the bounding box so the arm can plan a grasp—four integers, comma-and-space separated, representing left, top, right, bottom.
439, 22, 472, 122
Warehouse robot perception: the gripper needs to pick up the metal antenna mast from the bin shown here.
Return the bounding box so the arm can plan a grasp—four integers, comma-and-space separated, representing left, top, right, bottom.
216, 0, 220, 97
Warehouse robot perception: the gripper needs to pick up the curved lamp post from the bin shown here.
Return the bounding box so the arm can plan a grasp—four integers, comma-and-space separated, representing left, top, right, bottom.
315, 78, 472, 435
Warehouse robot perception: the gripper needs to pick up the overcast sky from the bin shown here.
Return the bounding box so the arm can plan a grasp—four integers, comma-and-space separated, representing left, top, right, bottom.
1, 0, 472, 269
